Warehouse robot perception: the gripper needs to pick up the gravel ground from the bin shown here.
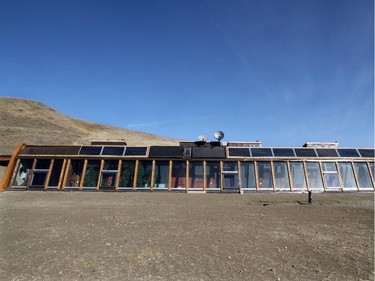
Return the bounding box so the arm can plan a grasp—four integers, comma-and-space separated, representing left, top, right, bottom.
0, 191, 373, 281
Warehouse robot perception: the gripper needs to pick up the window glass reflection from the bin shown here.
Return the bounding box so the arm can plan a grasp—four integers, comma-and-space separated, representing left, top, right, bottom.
306, 162, 323, 191
171, 161, 186, 188
257, 162, 273, 189
240, 162, 256, 189
154, 161, 169, 189
273, 162, 290, 191
354, 162, 373, 189
338, 162, 356, 190
290, 162, 307, 190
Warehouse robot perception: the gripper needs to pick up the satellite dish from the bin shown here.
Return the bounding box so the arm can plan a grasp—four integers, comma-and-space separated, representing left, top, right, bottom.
214, 131, 224, 141
197, 135, 207, 142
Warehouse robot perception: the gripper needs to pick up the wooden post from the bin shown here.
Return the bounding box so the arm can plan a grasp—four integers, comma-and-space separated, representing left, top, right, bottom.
287, 161, 293, 192
0, 143, 25, 191
254, 161, 259, 192
220, 161, 224, 192
80, 160, 88, 190
97, 160, 104, 190
44, 159, 54, 190
335, 161, 344, 192
237, 161, 242, 194
62, 159, 71, 190
270, 161, 276, 192
57, 159, 67, 190
203, 161, 207, 192
366, 162, 375, 190
133, 160, 138, 191
150, 160, 155, 191
302, 162, 310, 192
168, 160, 172, 192
116, 160, 122, 191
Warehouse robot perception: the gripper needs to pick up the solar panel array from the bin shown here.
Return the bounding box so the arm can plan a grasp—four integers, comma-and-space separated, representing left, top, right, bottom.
79, 146, 147, 156
78, 146, 373, 158
228, 147, 374, 158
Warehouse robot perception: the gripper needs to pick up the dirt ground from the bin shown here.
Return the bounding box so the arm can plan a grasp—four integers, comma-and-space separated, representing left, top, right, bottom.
0, 191, 373, 281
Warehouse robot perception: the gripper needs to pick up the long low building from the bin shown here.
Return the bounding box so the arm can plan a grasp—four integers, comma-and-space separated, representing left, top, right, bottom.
1, 141, 374, 193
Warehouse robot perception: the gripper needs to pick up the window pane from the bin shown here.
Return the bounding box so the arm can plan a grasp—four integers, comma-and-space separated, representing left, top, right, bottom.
66, 160, 84, 187
136, 160, 152, 188
119, 160, 135, 187
13, 159, 33, 186
338, 163, 356, 189
273, 162, 290, 190
189, 161, 204, 188
257, 162, 273, 189
103, 160, 118, 171
290, 162, 307, 190
240, 162, 256, 189
206, 161, 220, 189
35, 159, 50, 169
154, 161, 169, 189
306, 162, 323, 190
48, 160, 64, 187
171, 161, 186, 188
322, 162, 340, 189
369, 162, 374, 178
83, 160, 101, 188
100, 160, 118, 190
223, 161, 238, 171
354, 162, 373, 189
31, 171, 48, 187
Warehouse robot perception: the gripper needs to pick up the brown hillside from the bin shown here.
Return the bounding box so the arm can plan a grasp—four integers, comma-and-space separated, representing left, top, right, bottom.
0, 97, 181, 155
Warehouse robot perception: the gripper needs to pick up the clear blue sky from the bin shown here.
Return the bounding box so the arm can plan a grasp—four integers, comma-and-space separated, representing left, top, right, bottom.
1, 0, 374, 147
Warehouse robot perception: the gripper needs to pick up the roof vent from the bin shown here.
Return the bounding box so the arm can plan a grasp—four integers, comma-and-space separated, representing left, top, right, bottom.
303, 142, 338, 148
91, 139, 127, 146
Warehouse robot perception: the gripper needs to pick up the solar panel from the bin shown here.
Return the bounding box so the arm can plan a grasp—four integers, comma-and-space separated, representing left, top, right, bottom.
251, 148, 273, 157
337, 149, 360, 158
316, 149, 339, 157
272, 148, 295, 157
294, 148, 317, 157
101, 146, 125, 156
124, 147, 148, 156
358, 149, 375, 158
228, 148, 250, 157
79, 146, 102, 155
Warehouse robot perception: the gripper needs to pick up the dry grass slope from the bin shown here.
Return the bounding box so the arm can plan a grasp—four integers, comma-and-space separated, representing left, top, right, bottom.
0, 97, 180, 155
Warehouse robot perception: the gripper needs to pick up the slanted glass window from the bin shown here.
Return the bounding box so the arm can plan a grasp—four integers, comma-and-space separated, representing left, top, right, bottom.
13, 159, 33, 187
240, 162, 256, 189
30, 159, 51, 189
257, 162, 273, 189
322, 162, 341, 190
354, 162, 373, 189
154, 161, 169, 189
100, 160, 118, 190
83, 160, 101, 188
136, 160, 152, 188
338, 162, 356, 190
206, 161, 220, 189
273, 162, 290, 191
66, 160, 84, 188
171, 161, 187, 188
290, 162, 307, 190
48, 160, 64, 188
306, 162, 323, 191
189, 161, 204, 189
370, 162, 375, 178
118, 160, 135, 188
223, 161, 239, 189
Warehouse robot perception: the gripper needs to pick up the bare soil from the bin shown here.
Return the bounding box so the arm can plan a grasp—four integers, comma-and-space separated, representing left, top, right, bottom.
0, 192, 373, 281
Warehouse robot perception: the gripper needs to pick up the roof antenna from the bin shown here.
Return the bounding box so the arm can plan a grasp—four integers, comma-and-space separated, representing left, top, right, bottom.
214, 131, 224, 141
